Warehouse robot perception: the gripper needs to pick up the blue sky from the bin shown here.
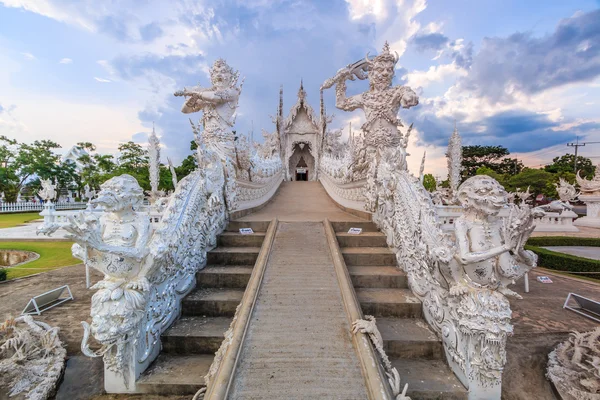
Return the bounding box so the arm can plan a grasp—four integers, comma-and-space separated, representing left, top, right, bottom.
0, 0, 599, 176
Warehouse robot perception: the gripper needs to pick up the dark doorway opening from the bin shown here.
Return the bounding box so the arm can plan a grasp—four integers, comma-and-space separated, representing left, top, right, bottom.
295, 170, 308, 181
294, 156, 309, 181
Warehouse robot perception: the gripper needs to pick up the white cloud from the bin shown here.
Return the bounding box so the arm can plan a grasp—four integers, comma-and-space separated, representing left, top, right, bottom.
344, 0, 427, 58
21, 52, 35, 60
59, 57, 72, 64
345, 0, 389, 20
404, 63, 467, 90
0, 0, 94, 30
94, 77, 111, 83
0, 96, 144, 155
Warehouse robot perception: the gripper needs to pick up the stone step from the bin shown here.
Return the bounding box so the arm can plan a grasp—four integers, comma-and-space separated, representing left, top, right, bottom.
356, 288, 422, 318
342, 247, 396, 266
391, 358, 468, 399
207, 246, 261, 265
226, 220, 270, 233
336, 231, 388, 247
349, 265, 408, 289
162, 316, 231, 355
331, 221, 379, 233
181, 288, 245, 317
377, 317, 443, 359
137, 354, 212, 395
218, 231, 266, 247
196, 265, 254, 288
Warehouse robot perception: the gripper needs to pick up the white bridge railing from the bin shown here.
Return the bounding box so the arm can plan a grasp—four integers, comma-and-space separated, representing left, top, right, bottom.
436, 205, 579, 232
0, 201, 87, 213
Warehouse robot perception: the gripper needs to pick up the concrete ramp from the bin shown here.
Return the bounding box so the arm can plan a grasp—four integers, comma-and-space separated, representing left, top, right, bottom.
228, 222, 368, 399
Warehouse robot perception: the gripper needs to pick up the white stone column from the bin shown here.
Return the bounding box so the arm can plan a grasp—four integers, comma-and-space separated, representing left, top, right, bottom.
574, 195, 600, 228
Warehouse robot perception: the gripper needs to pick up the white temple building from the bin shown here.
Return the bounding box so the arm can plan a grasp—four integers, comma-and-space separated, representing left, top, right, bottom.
276, 81, 328, 182
61, 145, 90, 172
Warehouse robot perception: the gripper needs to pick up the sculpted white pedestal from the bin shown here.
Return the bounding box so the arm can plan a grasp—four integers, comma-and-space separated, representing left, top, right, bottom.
573, 195, 600, 228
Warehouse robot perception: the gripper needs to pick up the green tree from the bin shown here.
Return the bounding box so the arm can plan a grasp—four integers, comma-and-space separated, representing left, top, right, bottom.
93, 154, 116, 174
422, 173, 436, 192
174, 140, 198, 180
508, 168, 555, 205
461, 145, 510, 180
544, 153, 595, 178
0, 137, 61, 202
118, 141, 147, 170
493, 158, 524, 176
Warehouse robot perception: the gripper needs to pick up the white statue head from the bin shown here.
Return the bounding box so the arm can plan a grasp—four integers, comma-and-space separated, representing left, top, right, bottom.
210, 58, 237, 88
366, 42, 398, 91
457, 175, 508, 216
556, 178, 578, 203
92, 174, 144, 211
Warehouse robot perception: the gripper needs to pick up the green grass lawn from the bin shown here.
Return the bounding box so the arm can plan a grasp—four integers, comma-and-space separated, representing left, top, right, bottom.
0, 212, 42, 229
0, 241, 80, 280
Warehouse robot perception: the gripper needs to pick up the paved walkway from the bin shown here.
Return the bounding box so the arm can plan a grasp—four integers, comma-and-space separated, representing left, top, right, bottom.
237, 181, 365, 222
228, 222, 367, 399
0, 221, 70, 241
542, 246, 600, 260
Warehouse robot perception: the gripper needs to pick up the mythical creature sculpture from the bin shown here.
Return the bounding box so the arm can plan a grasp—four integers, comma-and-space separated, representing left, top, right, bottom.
64, 175, 152, 380
175, 59, 242, 162
547, 328, 600, 399
322, 42, 418, 163
449, 176, 538, 298
38, 179, 56, 202
576, 163, 600, 195
370, 154, 539, 398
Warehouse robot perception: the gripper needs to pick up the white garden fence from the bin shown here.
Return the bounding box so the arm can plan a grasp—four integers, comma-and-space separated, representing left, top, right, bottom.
0, 201, 87, 213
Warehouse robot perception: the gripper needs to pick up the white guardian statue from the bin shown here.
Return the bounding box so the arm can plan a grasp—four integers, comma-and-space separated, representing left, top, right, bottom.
175, 59, 242, 162
322, 42, 419, 163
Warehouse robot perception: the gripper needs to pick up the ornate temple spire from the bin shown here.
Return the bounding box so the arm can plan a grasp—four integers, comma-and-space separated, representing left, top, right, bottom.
148, 123, 161, 201
297, 79, 306, 102
447, 122, 463, 197
420, 151, 426, 183
277, 85, 284, 157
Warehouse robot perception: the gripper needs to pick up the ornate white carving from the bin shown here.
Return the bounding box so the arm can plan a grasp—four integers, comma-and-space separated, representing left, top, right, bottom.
148, 126, 161, 202
0, 315, 66, 400
255, 129, 280, 159
175, 59, 243, 163
64, 147, 228, 391
323, 42, 418, 158
368, 145, 538, 399
547, 328, 600, 400
352, 316, 410, 400
38, 179, 56, 202
575, 166, 600, 228
577, 164, 600, 195
447, 126, 462, 203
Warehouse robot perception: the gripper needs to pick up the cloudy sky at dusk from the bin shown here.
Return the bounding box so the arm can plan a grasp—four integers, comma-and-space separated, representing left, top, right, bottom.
0, 0, 599, 176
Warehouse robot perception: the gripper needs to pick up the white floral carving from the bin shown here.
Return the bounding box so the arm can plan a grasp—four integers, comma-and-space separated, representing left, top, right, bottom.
0, 315, 66, 400
547, 328, 600, 400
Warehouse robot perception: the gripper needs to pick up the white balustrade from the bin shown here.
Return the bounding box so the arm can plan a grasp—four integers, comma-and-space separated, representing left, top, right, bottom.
0, 201, 87, 213
436, 205, 579, 232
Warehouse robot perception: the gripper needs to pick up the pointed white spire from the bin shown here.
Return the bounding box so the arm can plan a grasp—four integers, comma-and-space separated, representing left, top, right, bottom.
148, 123, 161, 200
419, 151, 426, 183
447, 122, 463, 196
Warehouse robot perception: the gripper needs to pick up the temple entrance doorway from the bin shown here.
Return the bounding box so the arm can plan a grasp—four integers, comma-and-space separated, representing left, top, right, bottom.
289, 143, 315, 181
